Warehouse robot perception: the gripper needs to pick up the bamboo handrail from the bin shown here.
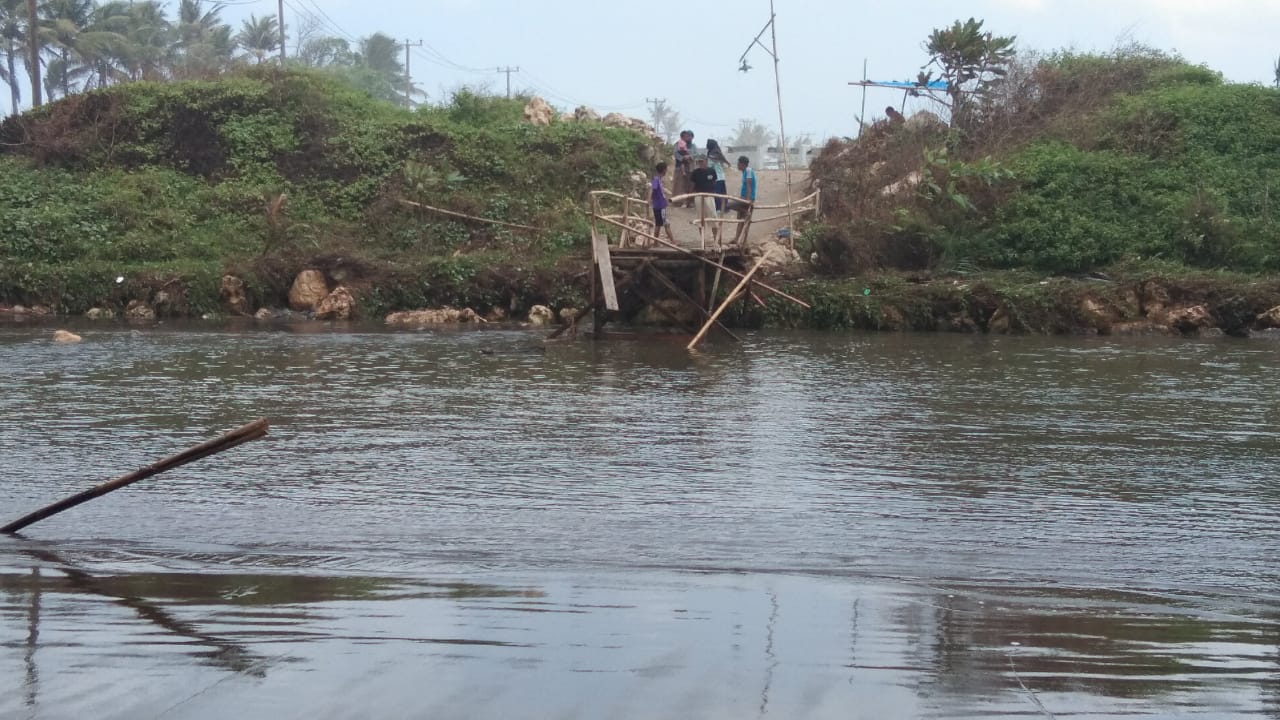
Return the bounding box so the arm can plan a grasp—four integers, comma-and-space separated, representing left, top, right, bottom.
399, 199, 539, 231
592, 215, 810, 308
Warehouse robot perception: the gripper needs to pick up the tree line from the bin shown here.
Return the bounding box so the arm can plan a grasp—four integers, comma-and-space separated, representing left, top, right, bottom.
0, 0, 415, 115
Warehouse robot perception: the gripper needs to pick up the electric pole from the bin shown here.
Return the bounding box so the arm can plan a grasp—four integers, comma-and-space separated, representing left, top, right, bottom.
646, 97, 666, 136
496, 66, 519, 98
26, 0, 40, 106
277, 0, 286, 64
403, 39, 424, 109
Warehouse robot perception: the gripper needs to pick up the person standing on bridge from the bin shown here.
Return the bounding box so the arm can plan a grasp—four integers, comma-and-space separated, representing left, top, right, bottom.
725, 155, 757, 219
650, 162, 677, 245
673, 130, 695, 208
706, 139, 731, 214
690, 155, 720, 243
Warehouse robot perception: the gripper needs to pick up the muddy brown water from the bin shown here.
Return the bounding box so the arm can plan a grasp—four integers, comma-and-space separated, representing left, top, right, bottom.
1, 321, 1278, 719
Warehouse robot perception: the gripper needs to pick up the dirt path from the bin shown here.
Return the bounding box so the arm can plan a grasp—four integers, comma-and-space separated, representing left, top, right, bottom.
666, 169, 810, 250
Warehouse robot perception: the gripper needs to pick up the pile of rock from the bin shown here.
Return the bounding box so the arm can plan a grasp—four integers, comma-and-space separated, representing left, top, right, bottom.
288, 269, 355, 320
521, 97, 662, 143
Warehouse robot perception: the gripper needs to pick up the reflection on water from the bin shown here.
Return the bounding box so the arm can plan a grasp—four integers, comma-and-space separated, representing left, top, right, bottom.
1, 322, 1278, 719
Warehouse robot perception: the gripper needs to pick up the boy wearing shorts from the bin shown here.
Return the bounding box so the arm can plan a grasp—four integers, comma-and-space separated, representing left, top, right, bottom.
651, 162, 676, 244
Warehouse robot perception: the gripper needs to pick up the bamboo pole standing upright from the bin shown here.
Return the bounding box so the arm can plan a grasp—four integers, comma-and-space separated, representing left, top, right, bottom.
769, 0, 796, 250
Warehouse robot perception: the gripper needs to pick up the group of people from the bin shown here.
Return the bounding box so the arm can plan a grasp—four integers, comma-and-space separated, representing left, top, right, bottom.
649, 129, 757, 243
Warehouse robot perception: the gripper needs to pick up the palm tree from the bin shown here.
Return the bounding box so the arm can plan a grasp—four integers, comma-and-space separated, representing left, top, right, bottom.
345, 32, 407, 104
236, 13, 278, 65
42, 0, 124, 99
173, 0, 232, 78
0, 0, 24, 113
119, 0, 172, 81
25, 0, 39, 106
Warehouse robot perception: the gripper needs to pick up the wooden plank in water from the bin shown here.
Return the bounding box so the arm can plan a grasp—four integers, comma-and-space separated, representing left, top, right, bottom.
592, 230, 620, 311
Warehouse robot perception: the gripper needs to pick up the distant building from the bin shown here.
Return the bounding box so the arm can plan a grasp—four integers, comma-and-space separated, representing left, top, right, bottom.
725, 143, 813, 170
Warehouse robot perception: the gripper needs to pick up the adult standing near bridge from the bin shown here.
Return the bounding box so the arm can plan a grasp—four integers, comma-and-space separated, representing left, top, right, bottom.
673, 130, 696, 207
725, 155, 757, 218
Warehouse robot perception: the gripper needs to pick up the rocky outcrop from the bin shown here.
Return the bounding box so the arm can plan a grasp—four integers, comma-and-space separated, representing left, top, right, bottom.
601, 112, 662, 142
1256, 305, 1280, 329
523, 97, 555, 126
527, 305, 555, 326
52, 329, 82, 343
314, 286, 355, 320
1112, 321, 1177, 336
125, 299, 155, 320
385, 307, 481, 326
288, 270, 329, 311
572, 106, 600, 122
1163, 305, 1212, 335
85, 308, 115, 320
220, 275, 252, 316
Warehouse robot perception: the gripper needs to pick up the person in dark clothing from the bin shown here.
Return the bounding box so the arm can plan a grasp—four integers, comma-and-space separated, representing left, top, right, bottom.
690, 156, 720, 242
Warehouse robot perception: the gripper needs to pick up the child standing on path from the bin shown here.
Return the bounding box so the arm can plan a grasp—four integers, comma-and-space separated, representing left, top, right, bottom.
650, 162, 676, 245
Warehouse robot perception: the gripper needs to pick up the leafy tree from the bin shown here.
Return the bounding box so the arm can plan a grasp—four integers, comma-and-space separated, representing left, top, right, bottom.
297, 34, 351, 68
236, 13, 278, 65
917, 17, 1015, 129
729, 118, 770, 149
1274, 54, 1279, 88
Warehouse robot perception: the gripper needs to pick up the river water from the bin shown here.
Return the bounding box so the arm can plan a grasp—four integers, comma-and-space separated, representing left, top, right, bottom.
1, 321, 1277, 719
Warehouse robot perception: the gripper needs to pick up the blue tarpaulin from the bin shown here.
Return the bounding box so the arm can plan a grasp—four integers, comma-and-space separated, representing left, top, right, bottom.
856, 79, 949, 91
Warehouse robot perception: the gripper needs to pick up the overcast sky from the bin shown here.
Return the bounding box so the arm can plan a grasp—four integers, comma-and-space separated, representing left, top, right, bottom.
70, 0, 1280, 141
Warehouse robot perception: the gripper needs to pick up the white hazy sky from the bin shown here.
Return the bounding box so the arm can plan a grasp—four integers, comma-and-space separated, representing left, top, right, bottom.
205, 0, 1280, 141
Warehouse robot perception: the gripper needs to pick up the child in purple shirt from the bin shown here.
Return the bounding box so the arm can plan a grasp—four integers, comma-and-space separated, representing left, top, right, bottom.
651, 162, 676, 244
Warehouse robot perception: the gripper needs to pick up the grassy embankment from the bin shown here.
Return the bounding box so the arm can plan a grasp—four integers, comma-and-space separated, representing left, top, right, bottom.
0, 67, 649, 318
3, 50, 1280, 334
792, 48, 1280, 334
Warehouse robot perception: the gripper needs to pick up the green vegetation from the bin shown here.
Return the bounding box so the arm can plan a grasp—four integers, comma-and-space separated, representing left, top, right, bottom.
811, 41, 1280, 279
0, 68, 649, 315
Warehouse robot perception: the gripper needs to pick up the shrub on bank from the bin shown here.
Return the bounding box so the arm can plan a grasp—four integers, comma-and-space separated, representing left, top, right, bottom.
809, 44, 1280, 276
0, 67, 649, 314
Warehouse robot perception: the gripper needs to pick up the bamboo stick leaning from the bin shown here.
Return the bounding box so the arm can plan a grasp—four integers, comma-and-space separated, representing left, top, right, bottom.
2, 419, 270, 534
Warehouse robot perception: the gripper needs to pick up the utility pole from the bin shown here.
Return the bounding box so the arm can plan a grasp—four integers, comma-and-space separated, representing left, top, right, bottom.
646, 97, 667, 139
496, 66, 519, 98
403, 39, 424, 109
277, 0, 286, 64
26, 0, 40, 106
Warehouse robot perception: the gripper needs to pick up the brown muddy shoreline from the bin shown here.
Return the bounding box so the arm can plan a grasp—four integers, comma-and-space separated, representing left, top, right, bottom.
4, 267, 1280, 338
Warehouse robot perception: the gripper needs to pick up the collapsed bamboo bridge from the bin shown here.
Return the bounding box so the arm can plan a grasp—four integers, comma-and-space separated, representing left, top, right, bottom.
551, 185, 819, 349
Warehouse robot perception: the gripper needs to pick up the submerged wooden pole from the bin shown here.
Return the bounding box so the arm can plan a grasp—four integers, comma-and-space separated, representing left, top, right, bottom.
688, 256, 767, 351
2, 419, 270, 534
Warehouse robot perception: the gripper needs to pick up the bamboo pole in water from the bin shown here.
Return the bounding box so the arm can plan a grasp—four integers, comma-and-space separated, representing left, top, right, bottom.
688, 256, 767, 351
2, 419, 270, 534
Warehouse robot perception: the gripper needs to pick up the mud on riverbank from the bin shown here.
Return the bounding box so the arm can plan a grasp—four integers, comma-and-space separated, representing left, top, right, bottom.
5, 264, 1280, 338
